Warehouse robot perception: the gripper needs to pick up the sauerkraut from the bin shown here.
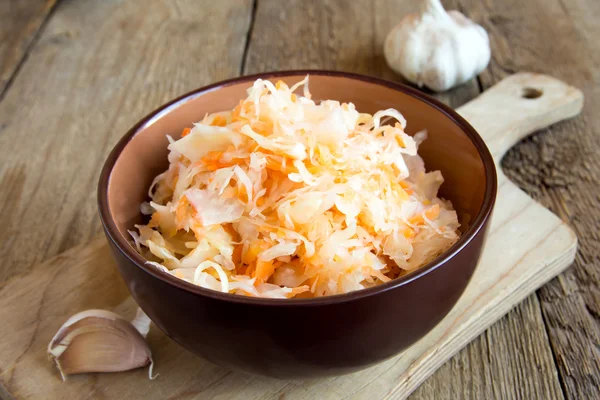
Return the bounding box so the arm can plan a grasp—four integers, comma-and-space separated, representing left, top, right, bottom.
130, 76, 460, 298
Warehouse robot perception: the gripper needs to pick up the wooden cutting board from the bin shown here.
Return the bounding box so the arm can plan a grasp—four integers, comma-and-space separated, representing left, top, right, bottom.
0, 73, 583, 400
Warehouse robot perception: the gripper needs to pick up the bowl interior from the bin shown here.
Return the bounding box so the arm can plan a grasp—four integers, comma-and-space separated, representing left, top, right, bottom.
106, 73, 488, 266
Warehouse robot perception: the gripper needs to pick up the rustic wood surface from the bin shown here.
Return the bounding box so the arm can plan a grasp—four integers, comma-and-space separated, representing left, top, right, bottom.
0, 72, 582, 400
462, 0, 600, 398
0, 0, 597, 399
0, 0, 58, 98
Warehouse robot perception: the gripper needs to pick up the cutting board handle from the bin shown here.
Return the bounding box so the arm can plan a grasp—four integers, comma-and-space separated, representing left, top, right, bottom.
456, 73, 584, 160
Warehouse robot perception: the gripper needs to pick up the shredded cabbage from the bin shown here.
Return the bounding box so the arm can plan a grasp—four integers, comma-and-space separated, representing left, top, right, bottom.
131, 76, 460, 298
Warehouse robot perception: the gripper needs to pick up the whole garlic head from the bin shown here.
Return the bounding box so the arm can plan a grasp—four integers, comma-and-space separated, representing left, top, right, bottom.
384, 0, 491, 92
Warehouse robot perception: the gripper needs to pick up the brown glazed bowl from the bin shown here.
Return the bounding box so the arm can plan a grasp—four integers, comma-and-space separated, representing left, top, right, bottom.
98, 71, 496, 378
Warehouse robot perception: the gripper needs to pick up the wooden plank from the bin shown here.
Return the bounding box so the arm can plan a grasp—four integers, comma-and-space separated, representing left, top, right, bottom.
244, 1, 564, 398
0, 0, 58, 98
0, 0, 253, 284
411, 295, 563, 399
460, 0, 600, 398
0, 72, 581, 399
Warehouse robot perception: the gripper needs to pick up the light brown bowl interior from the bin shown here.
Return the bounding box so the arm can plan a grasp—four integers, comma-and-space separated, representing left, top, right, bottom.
108, 73, 486, 251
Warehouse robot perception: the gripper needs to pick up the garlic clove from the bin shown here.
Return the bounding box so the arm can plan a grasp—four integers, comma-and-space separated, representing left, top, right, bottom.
48, 309, 153, 381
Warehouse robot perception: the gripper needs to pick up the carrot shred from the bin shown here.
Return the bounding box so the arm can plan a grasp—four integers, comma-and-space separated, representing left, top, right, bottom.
242, 240, 265, 265
408, 215, 423, 225
148, 212, 160, 228
211, 115, 227, 127
425, 204, 440, 220
397, 186, 410, 201
254, 260, 276, 284
286, 285, 310, 298
175, 195, 193, 229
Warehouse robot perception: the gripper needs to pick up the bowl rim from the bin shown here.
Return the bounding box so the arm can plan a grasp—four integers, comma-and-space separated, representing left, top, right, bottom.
98, 69, 497, 307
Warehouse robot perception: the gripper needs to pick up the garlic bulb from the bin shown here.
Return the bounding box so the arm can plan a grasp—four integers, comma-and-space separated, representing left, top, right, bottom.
48, 309, 154, 380
384, 0, 491, 92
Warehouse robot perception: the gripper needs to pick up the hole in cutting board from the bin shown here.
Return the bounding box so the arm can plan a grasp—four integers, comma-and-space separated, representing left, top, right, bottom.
522, 87, 543, 99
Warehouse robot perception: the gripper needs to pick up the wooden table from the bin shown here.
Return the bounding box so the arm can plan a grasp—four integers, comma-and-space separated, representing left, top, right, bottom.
1, 1, 598, 399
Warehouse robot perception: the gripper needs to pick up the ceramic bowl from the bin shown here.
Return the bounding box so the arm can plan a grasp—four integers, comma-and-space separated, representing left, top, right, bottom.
98, 71, 496, 378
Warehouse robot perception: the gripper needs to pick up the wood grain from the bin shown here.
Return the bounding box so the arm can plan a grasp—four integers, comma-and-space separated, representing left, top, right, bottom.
413, 295, 564, 400
0, 0, 58, 98
0, 0, 595, 398
459, 0, 600, 398
0, 73, 580, 399
0, 0, 253, 284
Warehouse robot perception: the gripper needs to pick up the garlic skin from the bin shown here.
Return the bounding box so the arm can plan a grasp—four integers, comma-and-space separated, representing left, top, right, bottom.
48, 309, 154, 381
384, 0, 491, 92
130, 307, 152, 338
